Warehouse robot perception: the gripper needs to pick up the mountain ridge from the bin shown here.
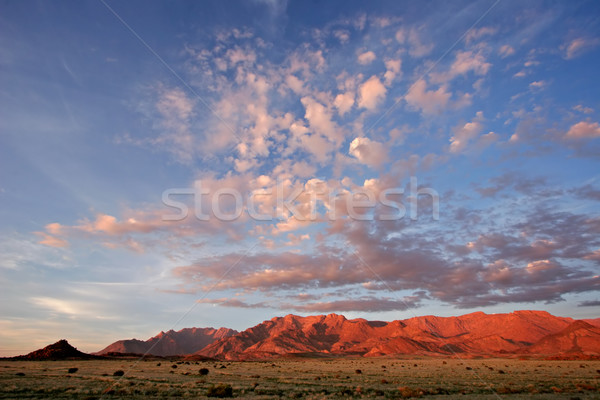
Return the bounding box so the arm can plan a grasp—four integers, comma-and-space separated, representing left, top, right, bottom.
95, 326, 237, 357
71, 310, 600, 360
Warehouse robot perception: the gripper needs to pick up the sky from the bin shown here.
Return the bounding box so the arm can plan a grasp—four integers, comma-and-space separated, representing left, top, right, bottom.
1, 0, 599, 356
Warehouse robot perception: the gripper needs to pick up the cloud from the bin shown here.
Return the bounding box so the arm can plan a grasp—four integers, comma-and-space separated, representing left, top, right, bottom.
464, 26, 497, 44
573, 104, 594, 114
498, 44, 515, 58
407, 28, 433, 57
575, 184, 600, 201
405, 79, 450, 114
284, 296, 421, 312
334, 92, 354, 116
30, 297, 82, 316
430, 50, 491, 84
562, 37, 600, 59
333, 29, 350, 43
579, 300, 600, 307
349, 137, 388, 167
566, 121, 600, 139
529, 80, 546, 89
357, 50, 376, 65
383, 59, 401, 85
35, 232, 69, 248
449, 112, 484, 153
301, 96, 344, 144
357, 76, 386, 110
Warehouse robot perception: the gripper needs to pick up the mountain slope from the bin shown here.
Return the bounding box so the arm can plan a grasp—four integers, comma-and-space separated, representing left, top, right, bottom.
13, 340, 93, 360
195, 311, 587, 360
526, 320, 600, 355
96, 327, 237, 357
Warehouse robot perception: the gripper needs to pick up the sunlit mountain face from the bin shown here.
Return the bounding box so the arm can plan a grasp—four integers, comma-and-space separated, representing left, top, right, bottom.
1, 0, 599, 356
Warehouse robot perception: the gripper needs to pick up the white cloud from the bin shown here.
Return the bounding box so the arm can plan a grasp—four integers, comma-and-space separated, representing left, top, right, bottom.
357, 50, 376, 65
566, 121, 600, 139
349, 137, 388, 167
357, 76, 386, 110
405, 79, 450, 114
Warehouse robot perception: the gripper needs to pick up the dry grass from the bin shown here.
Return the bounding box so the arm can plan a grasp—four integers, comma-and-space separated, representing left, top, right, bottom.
0, 358, 599, 398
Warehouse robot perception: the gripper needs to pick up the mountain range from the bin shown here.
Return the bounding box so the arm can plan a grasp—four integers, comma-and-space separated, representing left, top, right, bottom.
94, 311, 600, 360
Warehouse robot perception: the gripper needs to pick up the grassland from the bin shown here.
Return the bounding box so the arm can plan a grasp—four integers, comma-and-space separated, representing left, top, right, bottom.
1, 358, 599, 399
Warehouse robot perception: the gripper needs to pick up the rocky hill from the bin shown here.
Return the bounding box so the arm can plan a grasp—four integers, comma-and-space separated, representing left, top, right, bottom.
96, 327, 237, 357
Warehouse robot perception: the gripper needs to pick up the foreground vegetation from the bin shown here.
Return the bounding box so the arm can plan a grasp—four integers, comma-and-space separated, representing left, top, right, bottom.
1, 358, 599, 399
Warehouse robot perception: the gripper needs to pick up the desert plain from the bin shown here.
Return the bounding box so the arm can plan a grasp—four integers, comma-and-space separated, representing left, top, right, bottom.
1, 357, 599, 399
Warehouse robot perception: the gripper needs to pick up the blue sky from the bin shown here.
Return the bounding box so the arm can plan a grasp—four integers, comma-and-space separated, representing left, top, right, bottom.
1, 0, 599, 355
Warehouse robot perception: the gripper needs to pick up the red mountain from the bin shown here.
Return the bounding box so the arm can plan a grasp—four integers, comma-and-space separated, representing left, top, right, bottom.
525, 320, 600, 355
96, 327, 237, 357
193, 311, 598, 360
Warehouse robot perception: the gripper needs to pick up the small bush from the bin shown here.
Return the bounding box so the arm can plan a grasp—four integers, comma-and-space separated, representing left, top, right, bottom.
355, 369, 362, 374
398, 386, 424, 398
15, 372, 25, 376
199, 368, 209, 375
206, 383, 233, 398
171, 364, 177, 369
113, 370, 125, 377
68, 367, 78, 374
156, 362, 161, 366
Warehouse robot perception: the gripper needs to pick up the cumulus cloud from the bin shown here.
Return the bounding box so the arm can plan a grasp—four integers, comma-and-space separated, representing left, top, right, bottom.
449, 112, 484, 153
404, 79, 450, 114
383, 59, 401, 85
357, 75, 387, 110
430, 50, 491, 84
334, 92, 354, 116
357, 50, 376, 65
348, 137, 388, 167
301, 97, 344, 144
566, 121, 600, 139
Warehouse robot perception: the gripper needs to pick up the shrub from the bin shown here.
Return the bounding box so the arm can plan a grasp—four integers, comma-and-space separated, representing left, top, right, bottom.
355, 369, 362, 374
206, 384, 233, 398
68, 368, 78, 374
199, 368, 209, 375
398, 386, 424, 398
113, 370, 125, 376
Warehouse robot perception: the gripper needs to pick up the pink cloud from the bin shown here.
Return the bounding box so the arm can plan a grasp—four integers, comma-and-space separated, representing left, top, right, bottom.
357, 76, 386, 110
566, 121, 600, 139
405, 79, 450, 114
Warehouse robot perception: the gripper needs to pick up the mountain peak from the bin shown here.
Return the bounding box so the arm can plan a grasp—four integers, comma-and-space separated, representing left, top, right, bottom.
15, 339, 92, 360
